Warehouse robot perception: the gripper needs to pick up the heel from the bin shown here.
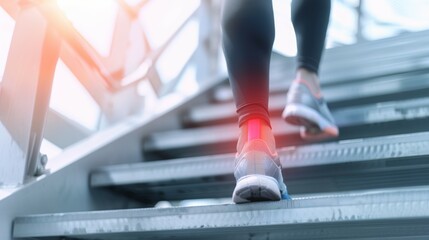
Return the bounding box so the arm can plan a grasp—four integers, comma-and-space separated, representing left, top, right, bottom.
283, 103, 339, 140
232, 175, 281, 204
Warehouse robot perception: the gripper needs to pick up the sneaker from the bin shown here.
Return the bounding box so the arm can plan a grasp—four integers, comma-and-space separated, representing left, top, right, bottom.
282, 80, 339, 140
232, 119, 289, 203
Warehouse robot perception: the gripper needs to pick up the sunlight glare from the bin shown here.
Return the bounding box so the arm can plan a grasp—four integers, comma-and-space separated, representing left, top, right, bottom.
56, 0, 118, 57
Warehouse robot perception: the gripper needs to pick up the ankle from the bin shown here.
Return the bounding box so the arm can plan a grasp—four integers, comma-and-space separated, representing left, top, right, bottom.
237, 118, 276, 153
295, 68, 321, 95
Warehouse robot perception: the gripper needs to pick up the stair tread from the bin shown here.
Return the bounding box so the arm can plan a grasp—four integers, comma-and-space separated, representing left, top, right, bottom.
145, 97, 429, 154
189, 72, 429, 125
94, 131, 429, 186
91, 132, 429, 202
13, 187, 429, 239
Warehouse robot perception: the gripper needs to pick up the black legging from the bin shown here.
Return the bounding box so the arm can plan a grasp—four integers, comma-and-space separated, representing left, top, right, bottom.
222, 0, 331, 127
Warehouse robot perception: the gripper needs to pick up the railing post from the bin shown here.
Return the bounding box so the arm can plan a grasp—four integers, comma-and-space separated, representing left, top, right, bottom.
196, 0, 222, 83
356, 0, 365, 43
0, 1, 60, 187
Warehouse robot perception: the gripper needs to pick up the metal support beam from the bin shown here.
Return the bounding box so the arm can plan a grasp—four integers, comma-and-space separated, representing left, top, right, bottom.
0, 74, 227, 240
0, 1, 60, 186
44, 109, 92, 149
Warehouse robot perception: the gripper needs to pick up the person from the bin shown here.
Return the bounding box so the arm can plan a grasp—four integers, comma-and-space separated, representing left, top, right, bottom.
221, 0, 338, 203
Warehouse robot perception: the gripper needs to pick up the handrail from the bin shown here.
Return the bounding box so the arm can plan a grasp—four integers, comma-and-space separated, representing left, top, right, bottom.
121, 7, 200, 94
1, 0, 215, 96
39, 0, 201, 96
0, 0, 214, 118
37, 2, 119, 90
0, 0, 221, 186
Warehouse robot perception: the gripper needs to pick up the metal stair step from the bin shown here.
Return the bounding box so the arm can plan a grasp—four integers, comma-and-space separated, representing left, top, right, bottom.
216, 58, 429, 103
267, 31, 426, 74
92, 132, 429, 203
213, 31, 429, 103
13, 187, 429, 239
187, 71, 429, 126
324, 29, 429, 58
144, 97, 429, 158
216, 54, 429, 103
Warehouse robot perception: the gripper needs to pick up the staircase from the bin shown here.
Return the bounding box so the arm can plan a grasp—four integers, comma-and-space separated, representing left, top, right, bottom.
12, 31, 429, 239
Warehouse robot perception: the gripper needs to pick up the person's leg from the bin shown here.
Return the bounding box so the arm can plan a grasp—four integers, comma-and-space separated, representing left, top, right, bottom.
283, 0, 338, 140
293, 0, 331, 82
222, 0, 288, 203
222, 0, 274, 127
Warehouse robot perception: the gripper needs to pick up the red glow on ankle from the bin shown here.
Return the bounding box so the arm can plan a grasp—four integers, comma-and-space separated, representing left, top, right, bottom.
248, 119, 261, 141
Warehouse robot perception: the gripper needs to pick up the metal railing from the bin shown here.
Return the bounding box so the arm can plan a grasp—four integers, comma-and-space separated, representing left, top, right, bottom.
0, 0, 222, 186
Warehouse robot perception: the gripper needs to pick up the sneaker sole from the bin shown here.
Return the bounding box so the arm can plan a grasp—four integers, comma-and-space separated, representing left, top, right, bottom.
282, 103, 339, 140
232, 174, 281, 204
